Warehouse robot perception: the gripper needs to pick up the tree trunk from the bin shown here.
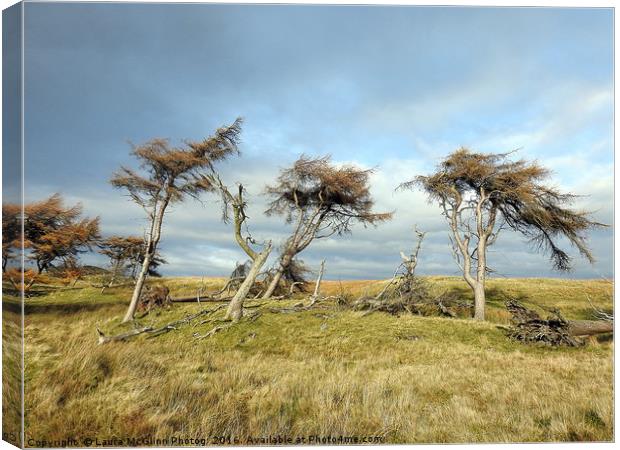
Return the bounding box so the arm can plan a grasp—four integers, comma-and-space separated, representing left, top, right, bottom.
473, 237, 487, 321
262, 252, 292, 299
473, 282, 485, 321
122, 251, 152, 323
309, 259, 325, 306
122, 201, 167, 322
225, 243, 271, 321
262, 266, 284, 299
102, 259, 121, 294
568, 320, 613, 336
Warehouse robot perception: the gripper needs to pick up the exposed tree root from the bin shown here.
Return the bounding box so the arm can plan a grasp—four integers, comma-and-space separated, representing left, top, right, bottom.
136, 285, 172, 314
505, 299, 613, 347
353, 278, 464, 318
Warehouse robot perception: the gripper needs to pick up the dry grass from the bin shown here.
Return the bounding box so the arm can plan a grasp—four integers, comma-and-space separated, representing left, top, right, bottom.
4, 275, 613, 445
2, 307, 22, 447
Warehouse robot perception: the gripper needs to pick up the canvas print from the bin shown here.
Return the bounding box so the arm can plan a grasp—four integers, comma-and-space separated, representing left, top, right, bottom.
1, 1, 614, 447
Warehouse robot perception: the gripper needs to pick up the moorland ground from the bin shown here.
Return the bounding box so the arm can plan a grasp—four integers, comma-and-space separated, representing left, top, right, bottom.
2, 276, 614, 445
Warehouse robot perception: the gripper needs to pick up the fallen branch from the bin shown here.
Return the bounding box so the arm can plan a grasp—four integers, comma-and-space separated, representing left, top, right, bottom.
269, 300, 331, 314
171, 295, 232, 303
194, 310, 263, 340
194, 323, 232, 340
96, 304, 227, 344
90, 281, 136, 291
585, 294, 614, 322
96, 326, 153, 344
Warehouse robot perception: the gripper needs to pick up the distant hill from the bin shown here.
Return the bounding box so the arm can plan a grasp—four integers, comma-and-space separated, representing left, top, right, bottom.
47, 265, 109, 276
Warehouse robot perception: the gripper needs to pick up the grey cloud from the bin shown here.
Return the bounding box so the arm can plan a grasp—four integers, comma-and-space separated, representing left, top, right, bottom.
16, 4, 613, 280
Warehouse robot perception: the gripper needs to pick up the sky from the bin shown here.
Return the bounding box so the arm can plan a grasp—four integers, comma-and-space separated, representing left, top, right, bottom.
6, 2, 615, 279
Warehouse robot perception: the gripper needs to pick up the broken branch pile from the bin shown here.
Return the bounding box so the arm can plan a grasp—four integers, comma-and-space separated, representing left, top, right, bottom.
353, 226, 465, 318
353, 276, 464, 317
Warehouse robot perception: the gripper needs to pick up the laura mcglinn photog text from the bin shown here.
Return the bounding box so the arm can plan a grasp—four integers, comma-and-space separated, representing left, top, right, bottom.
26, 435, 387, 447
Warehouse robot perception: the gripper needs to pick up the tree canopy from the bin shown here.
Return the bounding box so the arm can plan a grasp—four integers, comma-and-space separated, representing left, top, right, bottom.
266, 155, 393, 238
2, 203, 21, 271
111, 118, 243, 208
18, 194, 101, 273
405, 148, 604, 271
261, 155, 392, 299
110, 118, 243, 322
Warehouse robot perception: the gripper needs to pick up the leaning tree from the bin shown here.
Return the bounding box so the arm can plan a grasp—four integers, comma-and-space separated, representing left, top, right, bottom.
111, 118, 242, 322
262, 155, 393, 299
208, 175, 272, 321
400, 148, 604, 320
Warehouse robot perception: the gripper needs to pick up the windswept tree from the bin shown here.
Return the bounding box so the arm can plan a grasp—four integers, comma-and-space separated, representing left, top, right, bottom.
22, 194, 100, 273
2, 203, 21, 272
111, 118, 242, 322
99, 236, 142, 281
262, 155, 393, 299
128, 242, 166, 279
208, 177, 272, 321
98, 236, 164, 291
401, 148, 604, 320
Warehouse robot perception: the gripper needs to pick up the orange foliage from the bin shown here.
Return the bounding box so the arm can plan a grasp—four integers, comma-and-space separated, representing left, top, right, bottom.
23, 194, 100, 273
4, 268, 49, 296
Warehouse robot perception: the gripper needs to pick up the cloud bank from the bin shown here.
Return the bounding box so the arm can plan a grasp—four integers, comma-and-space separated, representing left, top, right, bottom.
18, 4, 613, 279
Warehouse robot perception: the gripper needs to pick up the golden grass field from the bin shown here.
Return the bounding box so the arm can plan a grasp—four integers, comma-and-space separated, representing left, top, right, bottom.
2, 275, 614, 445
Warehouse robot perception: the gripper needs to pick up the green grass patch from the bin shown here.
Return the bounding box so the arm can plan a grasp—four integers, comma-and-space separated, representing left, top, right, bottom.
12, 275, 614, 444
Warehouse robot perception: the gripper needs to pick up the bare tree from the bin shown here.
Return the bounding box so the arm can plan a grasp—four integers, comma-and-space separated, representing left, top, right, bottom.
111, 118, 242, 322
262, 155, 393, 298
400, 148, 604, 320
399, 225, 426, 280
208, 176, 272, 321
98, 236, 139, 290
308, 259, 326, 306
